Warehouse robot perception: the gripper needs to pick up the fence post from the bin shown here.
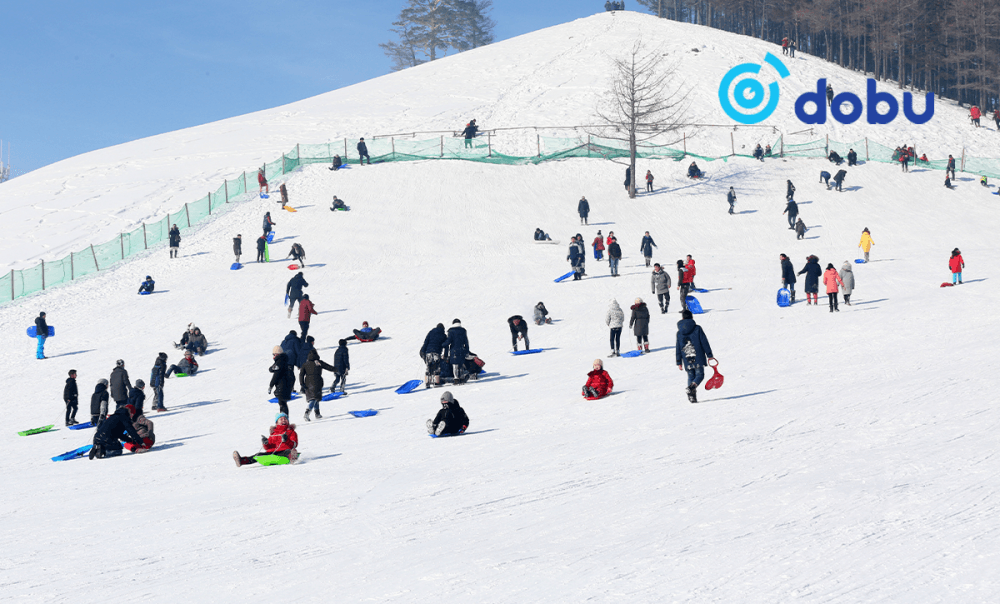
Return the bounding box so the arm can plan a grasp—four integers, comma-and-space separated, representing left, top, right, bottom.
392, 137, 396, 160
961, 148, 966, 171
9, 269, 13, 300
282, 153, 286, 174
488, 132, 492, 157
143, 224, 148, 249
120, 233, 124, 259
344, 138, 348, 159
865, 138, 869, 160
224, 180, 228, 203
825, 134, 829, 155
780, 135, 784, 157
296, 143, 300, 162
683, 133, 686, 155
537, 134, 541, 157
440, 136, 443, 158
588, 135, 591, 158
243, 171, 247, 194
41, 260, 45, 290
730, 132, 735, 156
184, 203, 191, 227
71, 253, 74, 280
91, 245, 99, 271
208, 191, 212, 215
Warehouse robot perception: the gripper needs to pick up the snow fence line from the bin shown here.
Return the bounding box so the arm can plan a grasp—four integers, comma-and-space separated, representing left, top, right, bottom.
3, 132, 996, 306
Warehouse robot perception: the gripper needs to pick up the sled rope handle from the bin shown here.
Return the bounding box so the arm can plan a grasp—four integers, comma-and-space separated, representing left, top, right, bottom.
707, 358, 719, 368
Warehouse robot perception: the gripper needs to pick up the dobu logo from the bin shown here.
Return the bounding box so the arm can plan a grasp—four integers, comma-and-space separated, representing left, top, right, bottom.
718, 53, 790, 125
795, 79, 934, 125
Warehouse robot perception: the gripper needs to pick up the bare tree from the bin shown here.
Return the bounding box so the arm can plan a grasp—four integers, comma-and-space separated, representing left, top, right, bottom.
592, 42, 690, 199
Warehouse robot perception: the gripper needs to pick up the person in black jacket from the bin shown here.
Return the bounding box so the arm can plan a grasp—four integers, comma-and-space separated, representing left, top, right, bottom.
300, 349, 335, 421
445, 320, 470, 385
607, 236, 622, 277
833, 169, 847, 191
279, 330, 301, 369
798, 255, 822, 305
780, 253, 797, 303
287, 243, 306, 267
508, 316, 530, 352
35, 312, 48, 360
578, 196, 590, 225
263, 212, 275, 237
169, 225, 181, 258
675, 310, 715, 403
286, 272, 308, 318
233, 235, 242, 263
727, 187, 737, 215
785, 180, 796, 201
847, 149, 858, 166
279, 183, 289, 209
639, 232, 657, 267
138, 276, 155, 294
357, 137, 370, 165
90, 404, 143, 459
462, 120, 478, 148
150, 353, 168, 412
783, 199, 798, 229
426, 391, 469, 436
269, 347, 296, 415
63, 370, 79, 426
127, 379, 146, 416
109, 360, 131, 409
420, 323, 448, 388
332, 339, 350, 395
256, 235, 266, 263
90, 379, 110, 426
330, 154, 343, 170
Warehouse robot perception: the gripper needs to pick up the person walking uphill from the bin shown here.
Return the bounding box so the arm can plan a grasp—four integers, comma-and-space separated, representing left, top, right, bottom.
331, 339, 350, 395
233, 234, 242, 264
34, 311, 49, 359
640, 232, 657, 267
578, 197, 590, 225
675, 310, 715, 403
606, 298, 625, 357
286, 271, 308, 318
798, 255, 822, 305
950, 248, 965, 284
677, 260, 692, 311
645, 170, 654, 193
63, 370, 79, 426
298, 294, 317, 339
168, 225, 181, 258
859, 228, 874, 263
727, 187, 737, 215
629, 297, 651, 353
651, 263, 671, 314
357, 138, 371, 165
90, 379, 110, 426
262, 212, 276, 238
592, 231, 605, 261
823, 263, 844, 312
508, 315, 530, 352
279, 183, 289, 209
783, 198, 798, 229
269, 346, 296, 415
300, 349, 335, 421
109, 359, 131, 409
780, 253, 797, 303
257, 168, 269, 195
607, 236, 622, 277
839, 261, 855, 305
786, 180, 796, 201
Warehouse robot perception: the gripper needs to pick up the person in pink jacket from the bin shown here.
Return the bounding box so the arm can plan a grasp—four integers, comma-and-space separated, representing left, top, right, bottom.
823, 263, 844, 312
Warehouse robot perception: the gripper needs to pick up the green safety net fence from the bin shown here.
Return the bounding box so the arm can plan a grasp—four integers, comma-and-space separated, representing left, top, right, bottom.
5, 133, 998, 305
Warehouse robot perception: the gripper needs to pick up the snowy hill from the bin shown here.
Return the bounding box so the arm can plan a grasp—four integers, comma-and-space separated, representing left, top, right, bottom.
3, 11, 999, 271
4, 12, 1000, 603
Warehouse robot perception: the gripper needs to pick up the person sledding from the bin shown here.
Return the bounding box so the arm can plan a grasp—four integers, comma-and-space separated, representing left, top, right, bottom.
426, 391, 469, 436
687, 162, 704, 179
123, 405, 155, 453
233, 413, 299, 467
287, 243, 306, 267
166, 351, 199, 377
533, 228, 552, 241
582, 359, 614, 399
89, 404, 143, 459
330, 196, 348, 211
138, 276, 155, 294
184, 327, 208, 356
533, 302, 552, 325
329, 154, 343, 171
346, 321, 381, 342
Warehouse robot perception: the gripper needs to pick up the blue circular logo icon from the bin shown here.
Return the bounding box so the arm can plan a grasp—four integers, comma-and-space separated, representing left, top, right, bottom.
718, 53, 790, 124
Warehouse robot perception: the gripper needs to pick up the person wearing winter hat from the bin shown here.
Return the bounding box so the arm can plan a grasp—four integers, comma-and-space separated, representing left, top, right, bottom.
138, 275, 155, 294
89, 403, 143, 459
109, 359, 131, 409
606, 298, 625, 357
233, 413, 299, 467
858, 228, 874, 263
578, 196, 590, 225
357, 137, 370, 165
90, 378, 110, 427
166, 350, 199, 378
331, 339, 350, 396
675, 310, 714, 403
445, 320, 470, 384
592, 230, 604, 261
533, 301, 551, 325
269, 346, 296, 415
298, 293, 317, 340
123, 403, 156, 453
607, 236, 622, 277
823, 263, 844, 312
839, 261, 855, 306
35, 311, 48, 359
949, 248, 965, 284
582, 358, 614, 399
150, 352, 168, 412
629, 297, 651, 353
63, 370, 79, 426
427, 391, 469, 436
125, 378, 147, 415
300, 349, 335, 421
651, 263, 671, 314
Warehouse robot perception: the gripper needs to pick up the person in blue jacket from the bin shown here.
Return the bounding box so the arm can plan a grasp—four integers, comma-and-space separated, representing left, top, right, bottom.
780, 253, 797, 303
444, 319, 470, 385
675, 310, 714, 403
280, 330, 301, 369
420, 323, 448, 388
138, 276, 155, 294
35, 311, 48, 360
797, 254, 822, 305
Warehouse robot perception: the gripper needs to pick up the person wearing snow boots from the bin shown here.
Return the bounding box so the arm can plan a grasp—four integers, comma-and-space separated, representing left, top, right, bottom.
185, 327, 207, 356
89, 404, 143, 459
784, 198, 798, 229
823, 263, 844, 312
357, 137, 371, 165
35, 311, 48, 359
950, 248, 965, 284
234, 413, 299, 467
300, 349, 335, 421
592, 231, 605, 261
859, 228, 874, 262
533, 302, 551, 325
109, 359, 131, 409
780, 254, 797, 303
233, 234, 242, 264
349, 321, 381, 342
685, 255, 698, 290
727, 186, 737, 214
91, 379, 110, 426
427, 391, 469, 436
298, 294, 316, 340
606, 298, 625, 357
839, 261, 855, 306
677, 259, 694, 311
630, 298, 651, 353
123, 405, 155, 453
639, 231, 657, 267
331, 195, 348, 211
795, 217, 806, 240
138, 276, 155, 294
798, 255, 822, 305
166, 351, 199, 377
287, 242, 306, 267
257, 168, 269, 194
568, 236, 584, 280
149, 353, 168, 412
445, 320, 471, 385
269, 347, 296, 415
607, 236, 622, 277
331, 339, 350, 395
786, 180, 796, 201
508, 315, 530, 352
462, 119, 478, 148
847, 149, 858, 166
825, 83, 834, 106
646, 170, 654, 192
262, 212, 276, 238
331, 154, 343, 171
819, 171, 831, 187
675, 310, 714, 403
582, 359, 614, 399
256, 235, 266, 263
280, 330, 302, 368
168, 224, 181, 258
651, 264, 671, 314
420, 323, 448, 388
279, 183, 289, 209
126, 379, 146, 415
833, 170, 847, 191
63, 370, 79, 426
286, 272, 308, 318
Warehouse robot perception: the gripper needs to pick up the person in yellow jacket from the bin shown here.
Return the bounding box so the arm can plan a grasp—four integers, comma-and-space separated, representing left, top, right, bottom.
859, 228, 874, 262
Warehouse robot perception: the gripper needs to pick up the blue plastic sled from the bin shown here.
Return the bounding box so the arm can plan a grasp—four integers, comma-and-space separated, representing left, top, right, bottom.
685, 296, 704, 314
349, 409, 378, 418
777, 288, 791, 307
260, 193, 270, 199
855, 259, 865, 264
139, 291, 152, 295
27, 326, 55, 338
395, 380, 423, 395
266, 232, 275, 243
692, 288, 709, 293
231, 263, 242, 270
284, 294, 289, 305
430, 431, 465, 438
269, 392, 301, 404
52, 445, 92, 462
511, 348, 543, 356
554, 271, 575, 283
621, 350, 643, 358
68, 422, 95, 430
322, 392, 343, 402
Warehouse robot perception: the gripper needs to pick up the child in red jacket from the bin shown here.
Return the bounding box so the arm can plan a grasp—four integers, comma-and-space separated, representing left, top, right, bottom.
233, 413, 299, 467
583, 359, 614, 399
949, 248, 965, 284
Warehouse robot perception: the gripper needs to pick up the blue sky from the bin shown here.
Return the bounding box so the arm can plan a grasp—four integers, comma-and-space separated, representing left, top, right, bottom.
1, 1, 616, 176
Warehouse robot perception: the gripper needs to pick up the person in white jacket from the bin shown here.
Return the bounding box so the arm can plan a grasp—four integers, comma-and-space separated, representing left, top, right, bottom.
606, 299, 625, 357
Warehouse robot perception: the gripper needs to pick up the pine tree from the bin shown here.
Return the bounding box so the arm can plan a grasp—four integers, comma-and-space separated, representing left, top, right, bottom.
381, 0, 496, 72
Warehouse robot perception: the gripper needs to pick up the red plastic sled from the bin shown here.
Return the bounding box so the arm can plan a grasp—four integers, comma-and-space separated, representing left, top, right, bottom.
940, 282, 954, 287
585, 394, 609, 400
704, 359, 724, 390
288, 264, 300, 270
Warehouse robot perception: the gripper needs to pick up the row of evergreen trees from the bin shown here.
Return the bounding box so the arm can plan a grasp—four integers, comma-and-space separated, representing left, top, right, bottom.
381, 0, 496, 72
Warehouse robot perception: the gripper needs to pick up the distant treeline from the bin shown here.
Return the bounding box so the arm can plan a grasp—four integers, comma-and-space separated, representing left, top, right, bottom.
381, 0, 496, 72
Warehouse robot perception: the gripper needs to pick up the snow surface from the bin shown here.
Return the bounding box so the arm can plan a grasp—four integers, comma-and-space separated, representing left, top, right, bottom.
4, 12, 1000, 603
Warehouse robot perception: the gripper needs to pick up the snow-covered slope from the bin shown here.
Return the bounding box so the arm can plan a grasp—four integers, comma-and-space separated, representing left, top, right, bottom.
2, 11, 998, 270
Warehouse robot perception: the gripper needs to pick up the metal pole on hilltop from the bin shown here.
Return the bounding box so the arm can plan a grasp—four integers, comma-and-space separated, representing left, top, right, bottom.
683, 133, 686, 155
488, 132, 492, 157
537, 134, 541, 157
9, 269, 13, 300
588, 135, 591, 157
392, 137, 396, 160
243, 171, 247, 194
